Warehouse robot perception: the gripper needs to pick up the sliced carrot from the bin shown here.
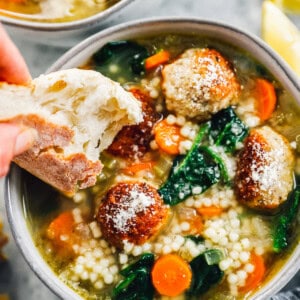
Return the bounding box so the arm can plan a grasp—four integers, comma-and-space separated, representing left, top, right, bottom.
196, 206, 223, 217
151, 254, 192, 297
255, 78, 277, 121
122, 161, 155, 175
47, 211, 76, 257
153, 119, 183, 155
239, 252, 266, 294
145, 50, 170, 70
189, 215, 204, 234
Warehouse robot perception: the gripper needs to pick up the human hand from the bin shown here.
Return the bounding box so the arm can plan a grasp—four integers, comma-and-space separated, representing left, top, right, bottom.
0, 23, 36, 177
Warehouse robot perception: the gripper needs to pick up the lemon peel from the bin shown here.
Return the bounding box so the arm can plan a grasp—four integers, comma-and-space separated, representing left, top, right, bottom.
262, 0, 300, 76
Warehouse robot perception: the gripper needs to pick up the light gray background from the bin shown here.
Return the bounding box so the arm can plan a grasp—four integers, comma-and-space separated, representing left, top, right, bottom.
0, 0, 299, 299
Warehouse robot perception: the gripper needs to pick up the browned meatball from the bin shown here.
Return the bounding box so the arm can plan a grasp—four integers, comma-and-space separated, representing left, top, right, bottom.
96, 182, 169, 249
107, 88, 160, 159
235, 126, 294, 210
162, 48, 240, 121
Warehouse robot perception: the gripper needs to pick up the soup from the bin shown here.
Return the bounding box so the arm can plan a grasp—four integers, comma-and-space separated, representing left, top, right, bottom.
0, 0, 120, 23
22, 33, 300, 299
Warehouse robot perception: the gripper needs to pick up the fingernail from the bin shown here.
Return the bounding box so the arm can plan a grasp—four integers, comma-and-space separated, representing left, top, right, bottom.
14, 128, 37, 156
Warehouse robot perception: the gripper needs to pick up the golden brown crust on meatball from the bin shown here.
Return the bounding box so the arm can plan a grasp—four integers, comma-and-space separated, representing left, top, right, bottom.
235, 126, 294, 210
162, 48, 240, 121
96, 182, 169, 249
107, 89, 160, 159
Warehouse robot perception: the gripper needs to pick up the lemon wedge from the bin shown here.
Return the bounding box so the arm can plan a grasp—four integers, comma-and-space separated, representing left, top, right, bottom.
262, 0, 300, 76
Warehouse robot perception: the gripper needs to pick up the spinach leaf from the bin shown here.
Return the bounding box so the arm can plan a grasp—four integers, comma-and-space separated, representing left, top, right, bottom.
158, 107, 248, 206
187, 250, 224, 297
113, 253, 155, 300
158, 124, 222, 205
93, 40, 149, 82
273, 186, 300, 253
209, 107, 249, 153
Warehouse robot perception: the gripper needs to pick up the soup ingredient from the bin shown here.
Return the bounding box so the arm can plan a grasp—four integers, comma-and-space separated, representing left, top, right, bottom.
162, 48, 240, 121
151, 254, 192, 297
0, 69, 143, 195
122, 161, 155, 175
159, 107, 247, 205
153, 118, 184, 155
239, 252, 266, 293
107, 88, 160, 159
262, 0, 300, 76
159, 124, 222, 205
196, 206, 223, 217
255, 78, 277, 121
93, 41, 149, 82
96, 182, 169, 249
113, 253, 155, 300
46, 211, 76, 257
209, 106, 249, 153
273, 186, 300, 252
187, 249, 224, 297
145, 50, 171, 70
235, 126, 294, 210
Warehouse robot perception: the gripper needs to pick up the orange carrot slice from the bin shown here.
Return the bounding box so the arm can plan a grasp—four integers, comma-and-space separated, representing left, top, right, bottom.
255, 78, 277, 121
145, 50, 170, 70
196, 206, 223, 217
47, 211, 76, 256
122, 161, 155, 175
239, 252, 266, 294
153, 119, 183, 155
151, 254, 192, 297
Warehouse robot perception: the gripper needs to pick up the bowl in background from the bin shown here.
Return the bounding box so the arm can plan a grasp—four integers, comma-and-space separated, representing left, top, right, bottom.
6, 18, 300, 299
0, 0, 139, 47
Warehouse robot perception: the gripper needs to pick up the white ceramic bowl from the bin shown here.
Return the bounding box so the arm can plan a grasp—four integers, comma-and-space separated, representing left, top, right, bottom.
6, 18, 300, 300
0, 0, 138, 47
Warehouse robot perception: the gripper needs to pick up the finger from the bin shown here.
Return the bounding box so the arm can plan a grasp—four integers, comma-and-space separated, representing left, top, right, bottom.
0, 124, 20, 177
14, 128, 37, 156
0, 23, 31, 85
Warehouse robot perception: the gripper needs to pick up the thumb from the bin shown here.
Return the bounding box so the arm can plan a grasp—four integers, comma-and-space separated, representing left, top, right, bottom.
14, 127, 37, 156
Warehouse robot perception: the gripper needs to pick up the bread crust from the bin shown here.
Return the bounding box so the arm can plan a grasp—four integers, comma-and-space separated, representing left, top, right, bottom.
9, 114, 102, 195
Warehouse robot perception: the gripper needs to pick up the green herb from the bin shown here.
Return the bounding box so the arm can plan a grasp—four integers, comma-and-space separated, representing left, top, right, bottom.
93, 40, 149, 82
273, 186, 300, 253
112, 253, 155, 300
185, 235, 205, 244
209, 107, 249, 152
158, 107, 248, 206
187, 250, 224, 297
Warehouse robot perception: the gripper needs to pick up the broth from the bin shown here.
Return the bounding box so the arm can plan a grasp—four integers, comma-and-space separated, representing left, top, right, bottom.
0, 0, 120, 23
22, 33, 300, 299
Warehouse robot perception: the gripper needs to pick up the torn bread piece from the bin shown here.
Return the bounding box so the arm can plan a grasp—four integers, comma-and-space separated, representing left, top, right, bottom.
0, 68, 143, 195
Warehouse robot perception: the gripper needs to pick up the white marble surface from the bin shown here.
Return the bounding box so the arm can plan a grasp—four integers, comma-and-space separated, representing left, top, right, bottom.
0, 0, 299, 299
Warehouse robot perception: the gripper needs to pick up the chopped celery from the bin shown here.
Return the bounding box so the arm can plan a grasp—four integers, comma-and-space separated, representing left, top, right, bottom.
204, 249, 224, 265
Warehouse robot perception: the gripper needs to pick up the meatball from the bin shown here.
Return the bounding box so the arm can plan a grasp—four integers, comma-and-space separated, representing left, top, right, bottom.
107, 88, 160, 159
235, 126, 294, 210
162, 48, 240, 121
96, 182, 169, 249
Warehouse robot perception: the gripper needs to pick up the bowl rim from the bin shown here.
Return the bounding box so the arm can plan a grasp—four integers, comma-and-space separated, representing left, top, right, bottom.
0, 0, 137, 31
6, 17, 300, 300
